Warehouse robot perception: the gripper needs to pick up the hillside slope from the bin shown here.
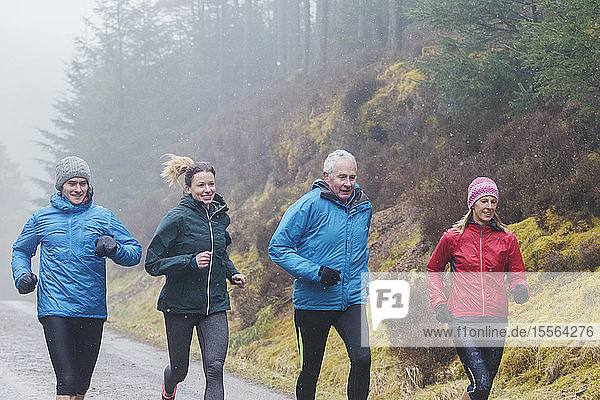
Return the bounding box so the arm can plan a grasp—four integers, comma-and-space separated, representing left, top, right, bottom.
106, 54, 600, 398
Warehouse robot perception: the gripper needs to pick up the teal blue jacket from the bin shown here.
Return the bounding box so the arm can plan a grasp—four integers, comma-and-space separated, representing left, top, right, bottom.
12, 193, 142, 319
145, 194, 239, 315
268, 180, 372, 310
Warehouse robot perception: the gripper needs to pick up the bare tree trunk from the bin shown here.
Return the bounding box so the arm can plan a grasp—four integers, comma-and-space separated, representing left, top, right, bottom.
317, 0, 329, 65
288, 0, 300, 71
282, 0, 289, 74
192, 0, 205, 39
303, 0, 310, 74
242, 0, 253, 95
116, 1, 125, 130
231, 0, 243, 96
273, 0, 287, 76
387, 0, 402, 52
217, 0, 224, 108
358, 0, 369, 46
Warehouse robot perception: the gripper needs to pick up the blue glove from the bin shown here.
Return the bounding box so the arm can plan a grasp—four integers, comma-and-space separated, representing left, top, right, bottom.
17, 273, 38, 294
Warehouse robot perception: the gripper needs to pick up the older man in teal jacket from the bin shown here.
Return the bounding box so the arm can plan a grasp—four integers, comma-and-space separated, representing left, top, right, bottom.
269, 149, 372, 400
12, 155, 141, 400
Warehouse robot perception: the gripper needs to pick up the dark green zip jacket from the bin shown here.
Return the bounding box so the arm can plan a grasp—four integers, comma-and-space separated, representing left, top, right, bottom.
145, 194, 239, 315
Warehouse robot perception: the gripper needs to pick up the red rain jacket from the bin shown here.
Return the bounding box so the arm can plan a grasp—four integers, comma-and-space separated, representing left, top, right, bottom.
426, 221, 528, 318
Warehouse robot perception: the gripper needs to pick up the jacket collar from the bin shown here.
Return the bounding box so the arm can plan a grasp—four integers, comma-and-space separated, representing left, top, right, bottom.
467, 218, 503, 232
312, 179, 370, 209
50, 192, 93, 213
179, 193, 228, 215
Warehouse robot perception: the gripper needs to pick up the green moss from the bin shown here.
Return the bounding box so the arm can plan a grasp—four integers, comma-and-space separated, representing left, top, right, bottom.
421, 45, 438, 57
230, 246, 262, 272
227, 309, 428, 399
226, 311, 297, 394
426, 114, 438, 128
411, 380, 466, 400
367, 228, 380, 247
588, 152, 600, 162
396, 70, 425, 100
379, 232, 421, 272
307, 103, 341, 147
508, 211, 600, 270
107, 271, 165, 345
230, 305, 274, 349
355, 64, 425, 139
435, 135, 446, 150
494, 347, 600, 399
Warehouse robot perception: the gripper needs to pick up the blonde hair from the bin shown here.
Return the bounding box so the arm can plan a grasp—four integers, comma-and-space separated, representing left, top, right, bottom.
160, 154, 195, 187
452, 209, 508, 234
160, 154, 216, 188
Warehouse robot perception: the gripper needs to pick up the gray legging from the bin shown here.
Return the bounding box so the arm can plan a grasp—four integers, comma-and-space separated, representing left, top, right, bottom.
163, 311, 229, 400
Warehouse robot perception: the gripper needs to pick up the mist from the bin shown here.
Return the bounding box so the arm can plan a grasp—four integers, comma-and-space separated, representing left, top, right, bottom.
0, 0, 87, 196
0, 1, 86, 299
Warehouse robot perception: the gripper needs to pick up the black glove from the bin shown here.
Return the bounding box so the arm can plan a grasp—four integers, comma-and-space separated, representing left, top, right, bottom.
319, 266, 341, 287
511, 283, 529, 304
95, 235, 117, 257
435, 304, 453, 323
17, 273, 38, 294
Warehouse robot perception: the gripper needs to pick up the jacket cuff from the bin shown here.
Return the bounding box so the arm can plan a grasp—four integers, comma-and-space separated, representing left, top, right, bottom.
311, 265, 322, 282
15, 273, 27, 288
109, 242, 121, 259
190, 256, 198, 269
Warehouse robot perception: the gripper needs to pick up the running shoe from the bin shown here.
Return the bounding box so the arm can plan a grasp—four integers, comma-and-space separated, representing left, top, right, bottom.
162, 382, 177, 400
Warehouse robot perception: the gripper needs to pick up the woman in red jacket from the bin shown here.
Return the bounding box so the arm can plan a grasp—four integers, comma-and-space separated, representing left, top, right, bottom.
426, 177, 529, 400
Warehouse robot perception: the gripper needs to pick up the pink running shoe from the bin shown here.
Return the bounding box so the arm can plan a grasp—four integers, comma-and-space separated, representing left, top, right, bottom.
162, 382, 177, 400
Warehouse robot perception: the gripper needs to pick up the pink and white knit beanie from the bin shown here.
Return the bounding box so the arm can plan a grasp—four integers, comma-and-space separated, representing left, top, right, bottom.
467, 177, 499, 209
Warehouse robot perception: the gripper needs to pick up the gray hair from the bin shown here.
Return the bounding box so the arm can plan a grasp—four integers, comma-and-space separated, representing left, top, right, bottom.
323, 150, 357, 176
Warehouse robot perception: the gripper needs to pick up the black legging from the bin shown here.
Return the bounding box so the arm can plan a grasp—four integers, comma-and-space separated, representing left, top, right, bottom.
294, 304, 371, 400
163, 311, 229, 400
39, 316, 104, 396
451, 319, 507, 400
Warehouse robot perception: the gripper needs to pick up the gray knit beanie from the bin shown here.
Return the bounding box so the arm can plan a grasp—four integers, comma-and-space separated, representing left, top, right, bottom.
55, 156, 91, 191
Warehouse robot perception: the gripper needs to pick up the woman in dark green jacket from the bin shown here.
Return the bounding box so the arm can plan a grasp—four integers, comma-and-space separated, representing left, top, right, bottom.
145, 154, 247, 400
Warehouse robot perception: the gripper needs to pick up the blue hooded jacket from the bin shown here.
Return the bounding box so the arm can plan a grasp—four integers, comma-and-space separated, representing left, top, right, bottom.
268, 179, 372, 310
11, 193, 142, 319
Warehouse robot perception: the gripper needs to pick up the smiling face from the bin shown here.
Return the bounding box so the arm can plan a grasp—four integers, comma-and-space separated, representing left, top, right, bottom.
61, 177, 89, 205
185, 171, 216, 204
471, 195, 498, 225
323, 158, 357, 203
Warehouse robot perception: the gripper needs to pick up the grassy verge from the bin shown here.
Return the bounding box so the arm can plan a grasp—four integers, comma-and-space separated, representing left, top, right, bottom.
106, 211, 600, 399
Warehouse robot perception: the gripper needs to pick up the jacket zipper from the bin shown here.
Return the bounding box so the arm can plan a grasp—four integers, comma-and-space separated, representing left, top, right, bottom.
68, 217, 72, 256
203, 204, 226, 315
480, 227, 485, 316
341, 203, 362, 311
343, 208, 349, 310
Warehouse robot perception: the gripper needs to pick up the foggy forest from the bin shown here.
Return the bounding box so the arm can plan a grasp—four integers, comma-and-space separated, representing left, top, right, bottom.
2, 0, 600, 398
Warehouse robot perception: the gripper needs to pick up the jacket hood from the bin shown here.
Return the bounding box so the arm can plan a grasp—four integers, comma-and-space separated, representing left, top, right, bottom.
312, 178, 369, 209
50, 190, 93, 213
179, 192, 228, 214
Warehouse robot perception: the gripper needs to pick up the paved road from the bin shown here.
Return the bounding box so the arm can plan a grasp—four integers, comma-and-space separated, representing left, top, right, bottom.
0, 300, 293, 400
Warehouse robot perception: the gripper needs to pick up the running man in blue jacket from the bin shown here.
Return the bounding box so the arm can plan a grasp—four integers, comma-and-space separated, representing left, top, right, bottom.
11, 156, 142, 400
268, 149, 372, 400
